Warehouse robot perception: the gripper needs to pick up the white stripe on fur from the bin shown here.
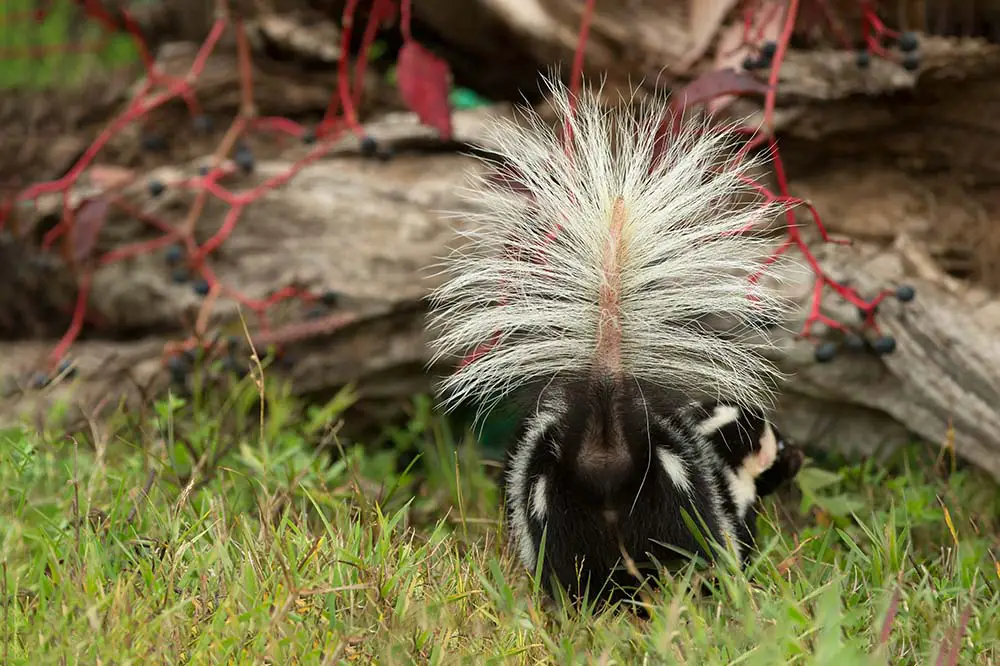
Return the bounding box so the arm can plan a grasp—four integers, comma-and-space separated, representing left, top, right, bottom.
530, 476, 549, 521
656, 448, 693, 495
694, 404, 741, 437
506, 397, 564, 571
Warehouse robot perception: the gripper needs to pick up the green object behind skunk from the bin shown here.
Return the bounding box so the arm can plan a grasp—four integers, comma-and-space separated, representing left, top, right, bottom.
449, 397, 522, 462
449, 87, 492, 110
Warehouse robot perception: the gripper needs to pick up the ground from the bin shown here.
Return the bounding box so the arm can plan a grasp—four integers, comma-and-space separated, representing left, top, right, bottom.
1, 360, 998, 666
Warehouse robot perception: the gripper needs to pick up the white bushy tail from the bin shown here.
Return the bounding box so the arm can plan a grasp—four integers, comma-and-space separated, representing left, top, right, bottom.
427, 76, 790, 417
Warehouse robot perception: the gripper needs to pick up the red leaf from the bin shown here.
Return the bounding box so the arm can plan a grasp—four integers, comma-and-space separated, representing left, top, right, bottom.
668, 68, 769, 114
372, 0, 397, 26
68, 196, 110, 266
396, 40, 453, 139
650, 69, 769, 168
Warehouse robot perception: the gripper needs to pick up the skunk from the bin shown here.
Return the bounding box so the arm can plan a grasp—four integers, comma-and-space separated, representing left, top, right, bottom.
426, 75, 795, 604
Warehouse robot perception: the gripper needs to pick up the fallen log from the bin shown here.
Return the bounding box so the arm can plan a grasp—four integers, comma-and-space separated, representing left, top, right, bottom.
2, 99, 1000, 481
5, 0, 1000, 480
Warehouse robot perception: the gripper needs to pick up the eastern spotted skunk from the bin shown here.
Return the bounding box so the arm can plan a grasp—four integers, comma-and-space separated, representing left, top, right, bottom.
426, 75, 798, 604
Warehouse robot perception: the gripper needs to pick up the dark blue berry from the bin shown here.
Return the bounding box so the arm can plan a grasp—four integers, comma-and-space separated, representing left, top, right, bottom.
166, 356, 188, 382
320, 290, 339, 307
171, 267, 190, 284
897, 31, 919, 53
856, 50, 871, 68
814, 341, 838, 363
843, 333, 867, 352
760, 41, 777, 59
29, 372, 49, 389
895, 285, 916, 302
165, 245, 184, 265
360, 135, 379, 157
198, 165, 210, 177
234, 145, 255, 173
305, 305, 326, 320
192, 279, 210, 296
302, 128, 317, 145
871, 335, 897, 356
902, 52, 920, 72
148, 179, 165, 197
57, 359, 77, 378
193, 115, 213, 133
376, 146, 395, 162
141, 133, 167, 152
743, 55, 762, 70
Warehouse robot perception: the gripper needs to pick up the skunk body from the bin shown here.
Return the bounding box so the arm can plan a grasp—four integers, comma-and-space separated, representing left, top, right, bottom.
427, 77, 792, 603
504, 385, 743, 602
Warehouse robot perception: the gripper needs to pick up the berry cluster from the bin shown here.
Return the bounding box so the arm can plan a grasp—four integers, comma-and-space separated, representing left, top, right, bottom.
718, 1, 926, 367
856, 30, 921, 71
813, 284, 915, 363
27, 360, 77, 391
163, 337, 258, 394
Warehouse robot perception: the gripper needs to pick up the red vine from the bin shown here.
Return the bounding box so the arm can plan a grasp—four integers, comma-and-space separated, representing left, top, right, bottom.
1, 0, 455, 389
0, 0, 918, 393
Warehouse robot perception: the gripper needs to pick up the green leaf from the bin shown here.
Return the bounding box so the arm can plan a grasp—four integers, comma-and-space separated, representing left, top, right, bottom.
814, 493, 865, 518
796, 466, 844, 493
303, 384, 358, 436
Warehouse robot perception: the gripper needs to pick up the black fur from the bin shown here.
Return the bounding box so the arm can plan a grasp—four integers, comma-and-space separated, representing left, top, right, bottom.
503, 376, 745, 606
693, 400, 804, 500
692, 400, 804, 563
501, 384, 804, 608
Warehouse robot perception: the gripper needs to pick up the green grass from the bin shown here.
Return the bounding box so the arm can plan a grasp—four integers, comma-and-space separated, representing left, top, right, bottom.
0, 0, 139, 89
2, 362, 999, 665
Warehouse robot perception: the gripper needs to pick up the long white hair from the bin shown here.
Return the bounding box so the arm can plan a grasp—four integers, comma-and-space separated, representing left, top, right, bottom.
427, 76, 790, 418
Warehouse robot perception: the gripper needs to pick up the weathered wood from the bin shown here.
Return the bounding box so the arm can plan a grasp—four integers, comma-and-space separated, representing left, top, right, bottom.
766, 237, 1000, 479
3, 100, 1000, 481
0, 107, 509, 430
5, 3, 1000, 480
